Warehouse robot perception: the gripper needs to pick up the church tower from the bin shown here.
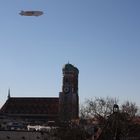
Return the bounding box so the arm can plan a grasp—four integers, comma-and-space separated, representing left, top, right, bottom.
59, 63, 79, 121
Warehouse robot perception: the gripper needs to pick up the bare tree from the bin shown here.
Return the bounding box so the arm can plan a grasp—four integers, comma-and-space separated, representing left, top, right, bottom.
121, 101, 138, 118
80, 97, 118, 122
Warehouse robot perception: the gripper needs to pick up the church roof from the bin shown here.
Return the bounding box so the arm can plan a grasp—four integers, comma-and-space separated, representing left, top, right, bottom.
0, 97, 59, 115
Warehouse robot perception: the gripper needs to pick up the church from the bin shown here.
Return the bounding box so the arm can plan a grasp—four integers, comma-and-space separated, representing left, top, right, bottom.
0, 63, 79, 123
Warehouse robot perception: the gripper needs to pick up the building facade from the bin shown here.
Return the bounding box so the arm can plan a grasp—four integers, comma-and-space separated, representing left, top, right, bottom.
59, 63, 79, 121
0, 63, 79, 123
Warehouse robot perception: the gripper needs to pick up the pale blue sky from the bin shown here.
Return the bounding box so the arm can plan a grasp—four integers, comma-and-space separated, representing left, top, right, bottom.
0, 0, 140, 106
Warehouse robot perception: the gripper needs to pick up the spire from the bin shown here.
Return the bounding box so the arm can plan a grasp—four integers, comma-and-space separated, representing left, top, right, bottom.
8, 88, 11, 99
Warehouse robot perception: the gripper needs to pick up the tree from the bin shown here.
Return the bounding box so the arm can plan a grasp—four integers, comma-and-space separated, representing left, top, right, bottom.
80, 97, 140, 140
121, 101, 138, 118
97, 110, 140, 140
80, 97, 118, 123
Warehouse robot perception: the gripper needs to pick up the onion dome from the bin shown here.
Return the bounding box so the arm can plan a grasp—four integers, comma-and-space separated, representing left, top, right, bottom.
63, 63, 79, 74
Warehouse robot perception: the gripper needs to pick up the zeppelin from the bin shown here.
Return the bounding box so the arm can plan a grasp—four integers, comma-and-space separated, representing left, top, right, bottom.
19, 11, 43, 16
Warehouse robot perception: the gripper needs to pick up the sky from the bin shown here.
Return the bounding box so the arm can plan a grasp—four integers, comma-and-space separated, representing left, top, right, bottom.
0, 0, 140, 107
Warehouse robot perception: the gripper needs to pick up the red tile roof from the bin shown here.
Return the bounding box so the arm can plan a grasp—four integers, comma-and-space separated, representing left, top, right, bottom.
0, 97, 59, 115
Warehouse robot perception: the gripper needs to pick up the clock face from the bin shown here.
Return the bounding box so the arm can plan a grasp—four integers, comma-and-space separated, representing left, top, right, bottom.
64, 87, 70, 93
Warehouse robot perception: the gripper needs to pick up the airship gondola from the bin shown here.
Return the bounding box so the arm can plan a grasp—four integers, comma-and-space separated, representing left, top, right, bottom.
19, 11, 43, 16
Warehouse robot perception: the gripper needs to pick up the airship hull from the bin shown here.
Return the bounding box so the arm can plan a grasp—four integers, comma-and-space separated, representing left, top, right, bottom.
19, 11, 43, 16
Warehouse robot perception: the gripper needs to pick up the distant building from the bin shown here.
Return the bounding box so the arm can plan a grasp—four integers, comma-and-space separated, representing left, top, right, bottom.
0, 63, 79, 123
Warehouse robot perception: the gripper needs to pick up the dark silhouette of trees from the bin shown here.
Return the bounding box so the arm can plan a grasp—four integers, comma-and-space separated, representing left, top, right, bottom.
97, 110, 140, 140
121, 101, 138, 118
80, 97, 118, 123
80, 97, 140, 140
80, 97, 139, 123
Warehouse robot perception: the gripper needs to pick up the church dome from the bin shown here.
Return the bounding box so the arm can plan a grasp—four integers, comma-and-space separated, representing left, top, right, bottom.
63, 63, 79, 73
